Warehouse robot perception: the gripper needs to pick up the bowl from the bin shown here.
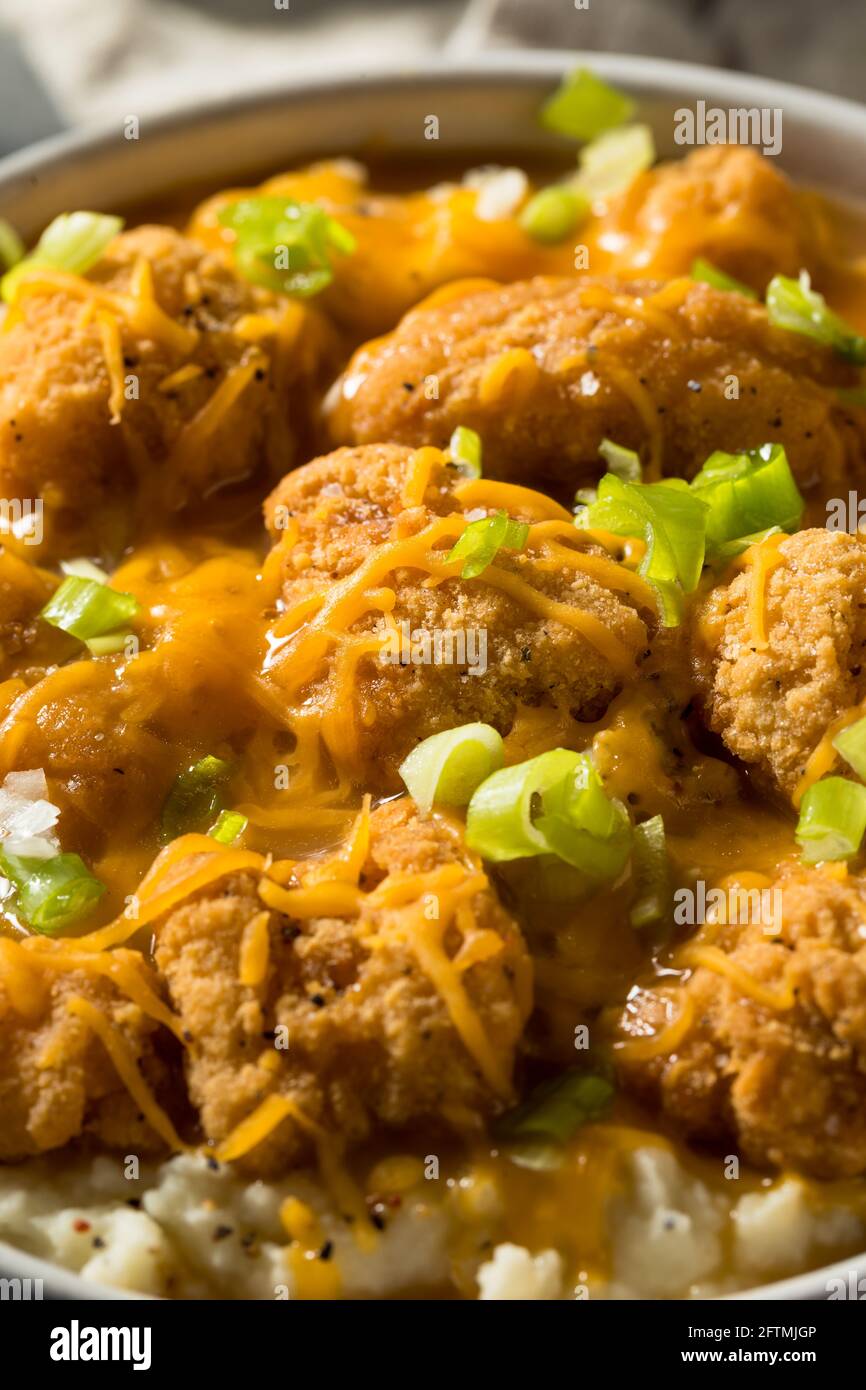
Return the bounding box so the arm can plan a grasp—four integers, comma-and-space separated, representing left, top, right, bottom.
1, 49, 864, 1302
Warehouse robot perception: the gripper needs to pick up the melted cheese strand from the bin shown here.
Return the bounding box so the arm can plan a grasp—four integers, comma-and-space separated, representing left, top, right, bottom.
677, 943, 796, 1011
615, 994, 695, 1060
66, 995, 187, 1150
793, 698, 866, 808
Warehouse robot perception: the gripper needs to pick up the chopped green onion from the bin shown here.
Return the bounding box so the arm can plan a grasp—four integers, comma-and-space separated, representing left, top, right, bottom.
691, 258, 758, 300
209, 809, 249, 845
540, 69, 634, 142
691, 443, 803, 557
398, 723, 504, 816
519, 185, 588, 244
766, 271, 866, 364
447, 510, 529, 579
832, 717, 866, 781
0, 218, 24, 273
1, 211, 123, 304
217, 197, 356, 299
40, 577, 139, 642
0, 850, 105, 934
60, 557, 111, 584
571, 124, 655, 202
577, 474, 707, 626
708, 526, 782, 562
493, 1068, 614, 1168
795, 777, 866, 864
466, 748, 632, 880
448, 425, 483, 479
598, 437, 641, 482
161, 755, 233, 843
629, 815, 671, 930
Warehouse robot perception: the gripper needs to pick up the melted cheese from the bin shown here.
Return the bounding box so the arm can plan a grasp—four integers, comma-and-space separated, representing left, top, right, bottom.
95, 310, 126, 423
478, 348, 540, 406
677, 943, 797, 1011
158, 362, 204, 393
615, 994, 695, 1061
13, 263, 197, 354
793, 699, 866, 808
168, 357, 263, 478
401, 447, 444, 508
731, 532, 787, 650
66, 995, 187, 1150
238, 910, 272, 988
215, 1092, 300, 1162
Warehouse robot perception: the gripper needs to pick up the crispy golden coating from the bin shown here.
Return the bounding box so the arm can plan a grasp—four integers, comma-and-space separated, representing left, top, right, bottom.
329, 276, 866, 500
0, 661, 175, 861
155, 799, 532, 1175
0, 225, 332, 558
615, 868, 866, 1178
604, 147, 815, 289
693, 529, 866, 801
0, 952, 167, 1160
263, 443, 653, 791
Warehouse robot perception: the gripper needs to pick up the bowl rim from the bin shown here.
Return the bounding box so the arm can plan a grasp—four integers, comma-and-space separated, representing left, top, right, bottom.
0, 47, 864, 1304
2, 48, 866, 200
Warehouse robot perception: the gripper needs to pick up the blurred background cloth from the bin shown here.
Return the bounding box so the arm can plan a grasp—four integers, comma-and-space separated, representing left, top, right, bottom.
1, 0, 865, 158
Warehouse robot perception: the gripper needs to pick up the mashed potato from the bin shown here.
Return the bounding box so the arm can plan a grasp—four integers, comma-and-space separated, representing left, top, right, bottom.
0, 1146, 861, 1300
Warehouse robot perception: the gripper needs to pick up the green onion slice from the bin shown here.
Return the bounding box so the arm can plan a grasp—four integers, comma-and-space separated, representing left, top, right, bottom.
691, 443, 803, 557
629, 815, 671, 931
209, 809, 249, 845
795, 776, 866, 864
466, 749, 632, 880
0, 218, 24, 273
161, 755, 233, 843
832, 717, 866, 781
571, 124, 655, 202
598, 437, 641, 482
577, 474, 707, 626
1, 211, 123, 304
217, 197, 356, 299
708, 526, 782, 563
691, 258, 758, 300
540, 69, 634, 142
398, 723, 505, 816
40, 576, 140, 642
447, 510, 529, 579
448, 425, 483, 479
766, 271, 866, 364
519, 186, 588, 244
0, 850, 105, 934
493, 1068, 614, 1168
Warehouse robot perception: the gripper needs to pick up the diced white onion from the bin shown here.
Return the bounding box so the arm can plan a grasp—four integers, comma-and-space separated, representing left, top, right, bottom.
4, 835, 58, 860
0, 769, 61, 858
61, 557, 110, 584
3, 769, 48, 800
466, 166, 529, 222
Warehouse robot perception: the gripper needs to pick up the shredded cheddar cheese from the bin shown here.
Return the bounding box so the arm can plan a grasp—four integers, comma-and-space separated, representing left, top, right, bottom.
66, 995, 187, 1151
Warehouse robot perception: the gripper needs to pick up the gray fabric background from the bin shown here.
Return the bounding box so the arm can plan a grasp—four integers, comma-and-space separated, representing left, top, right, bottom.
0, 0, 863, 159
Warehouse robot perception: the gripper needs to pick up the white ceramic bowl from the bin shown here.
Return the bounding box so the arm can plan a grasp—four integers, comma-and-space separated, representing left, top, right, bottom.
1, 50, 864, 1302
